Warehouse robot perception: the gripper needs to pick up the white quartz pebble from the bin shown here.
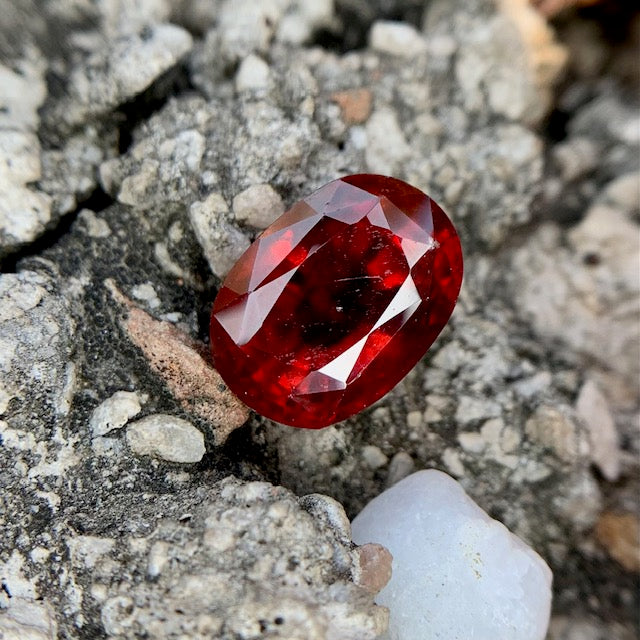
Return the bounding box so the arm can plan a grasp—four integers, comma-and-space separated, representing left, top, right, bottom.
351, 470, 552, 640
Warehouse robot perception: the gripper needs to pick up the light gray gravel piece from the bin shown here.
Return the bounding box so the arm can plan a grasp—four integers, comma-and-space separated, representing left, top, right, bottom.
232, 183, 285, 229
126, 414, 206, 463
90, 391, 143, 437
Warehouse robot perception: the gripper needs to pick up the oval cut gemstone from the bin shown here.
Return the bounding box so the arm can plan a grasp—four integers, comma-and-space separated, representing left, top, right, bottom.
210, 175, 463, 429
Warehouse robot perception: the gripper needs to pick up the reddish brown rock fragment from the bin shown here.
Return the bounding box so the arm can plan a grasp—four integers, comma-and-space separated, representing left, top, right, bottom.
595, 512, 640, 573
330, 89, 373, 124
106, 279, 249, 444
355, 543, 393, 594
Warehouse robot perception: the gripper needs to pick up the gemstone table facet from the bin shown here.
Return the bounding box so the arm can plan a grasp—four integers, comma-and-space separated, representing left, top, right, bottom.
210, 174, 463, 428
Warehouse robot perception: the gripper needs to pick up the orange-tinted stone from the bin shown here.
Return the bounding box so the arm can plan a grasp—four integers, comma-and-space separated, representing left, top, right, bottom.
210, 175, 463, 428
330, 88, 373, 124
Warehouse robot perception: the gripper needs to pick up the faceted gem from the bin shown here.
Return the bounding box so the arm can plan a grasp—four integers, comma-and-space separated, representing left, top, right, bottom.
210, 175, 463, 429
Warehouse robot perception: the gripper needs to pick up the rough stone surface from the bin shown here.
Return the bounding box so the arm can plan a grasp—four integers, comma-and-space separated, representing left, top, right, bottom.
0, 0, 638, 637
548, 616, 639, 640
189, 193, 252, 278
235, 54, 271, 92
44, 24, 193, 130
0, 55, 52, 257
1, 477, 388, 640
595, 512, 640, 573
433, 0, 568, 126
0, 598, 57, 640
0, 270, 76, 420
352, 470, 553, 640
39, 130, 115, 217
355, 543, 393, 595
509, 206, 639, 385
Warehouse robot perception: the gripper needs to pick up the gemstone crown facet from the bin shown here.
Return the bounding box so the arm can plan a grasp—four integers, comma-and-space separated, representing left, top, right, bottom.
210, 174, 463, 428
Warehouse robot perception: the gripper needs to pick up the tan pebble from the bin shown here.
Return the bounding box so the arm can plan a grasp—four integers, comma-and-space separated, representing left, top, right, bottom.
355, 542, 393, 594
595, 512, 640, 572
330, 88, 373, 125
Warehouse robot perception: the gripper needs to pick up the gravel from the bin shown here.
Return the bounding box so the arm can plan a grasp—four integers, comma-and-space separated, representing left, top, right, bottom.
0, 0, 637, 637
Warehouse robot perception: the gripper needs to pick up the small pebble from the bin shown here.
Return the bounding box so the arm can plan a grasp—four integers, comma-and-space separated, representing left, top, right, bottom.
330, 89, 373, 125
362, 445, 388, 470
369, 21, 427, 58
126, 414, 205, 463
575, 379, 620, 481
406, 410, 422, 429
595, 512, 640, 573
236, 54, 270, 91
232, 183, 284, 229
385, 451, 415, 487
90, 391, 142, 437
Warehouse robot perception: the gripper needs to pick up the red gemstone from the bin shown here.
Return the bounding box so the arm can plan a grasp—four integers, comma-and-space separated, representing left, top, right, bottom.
210, 175, 463, 429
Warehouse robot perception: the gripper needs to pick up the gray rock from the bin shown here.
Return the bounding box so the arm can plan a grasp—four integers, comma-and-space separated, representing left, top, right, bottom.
0, 54, 46, 132
2, 477, 387, 639
126, 414, 206, 463
217, 0, 285, 62
232, 183, 285, 229
548, 616, 638, 640
0, 270, 75, 419
369, 21, 427, 58
131, 282, 162, 309
172, 0, 220, 34
552, 136, 599, 182
570, 94, 640, 147
361, 445, 389, 470
365, 109, 411, 176
386, 452, 415, 487
509, 208, 639, 383
38, 129, 116, 217
45, 24, 193, 130
190, 194, 251, 277
0, 598, 57, 640
77, 209, 112, 239
427, 0, 567, 126
276, 0, 334, 46
0, 131, 52, 258
525, 405, 589, 464
602, 172, 640, 213
0, 55, 52, 258
575, 380, 621, 482
235, 53, 271, 91
99, 0, 173, 38
216, 0, 333, 62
